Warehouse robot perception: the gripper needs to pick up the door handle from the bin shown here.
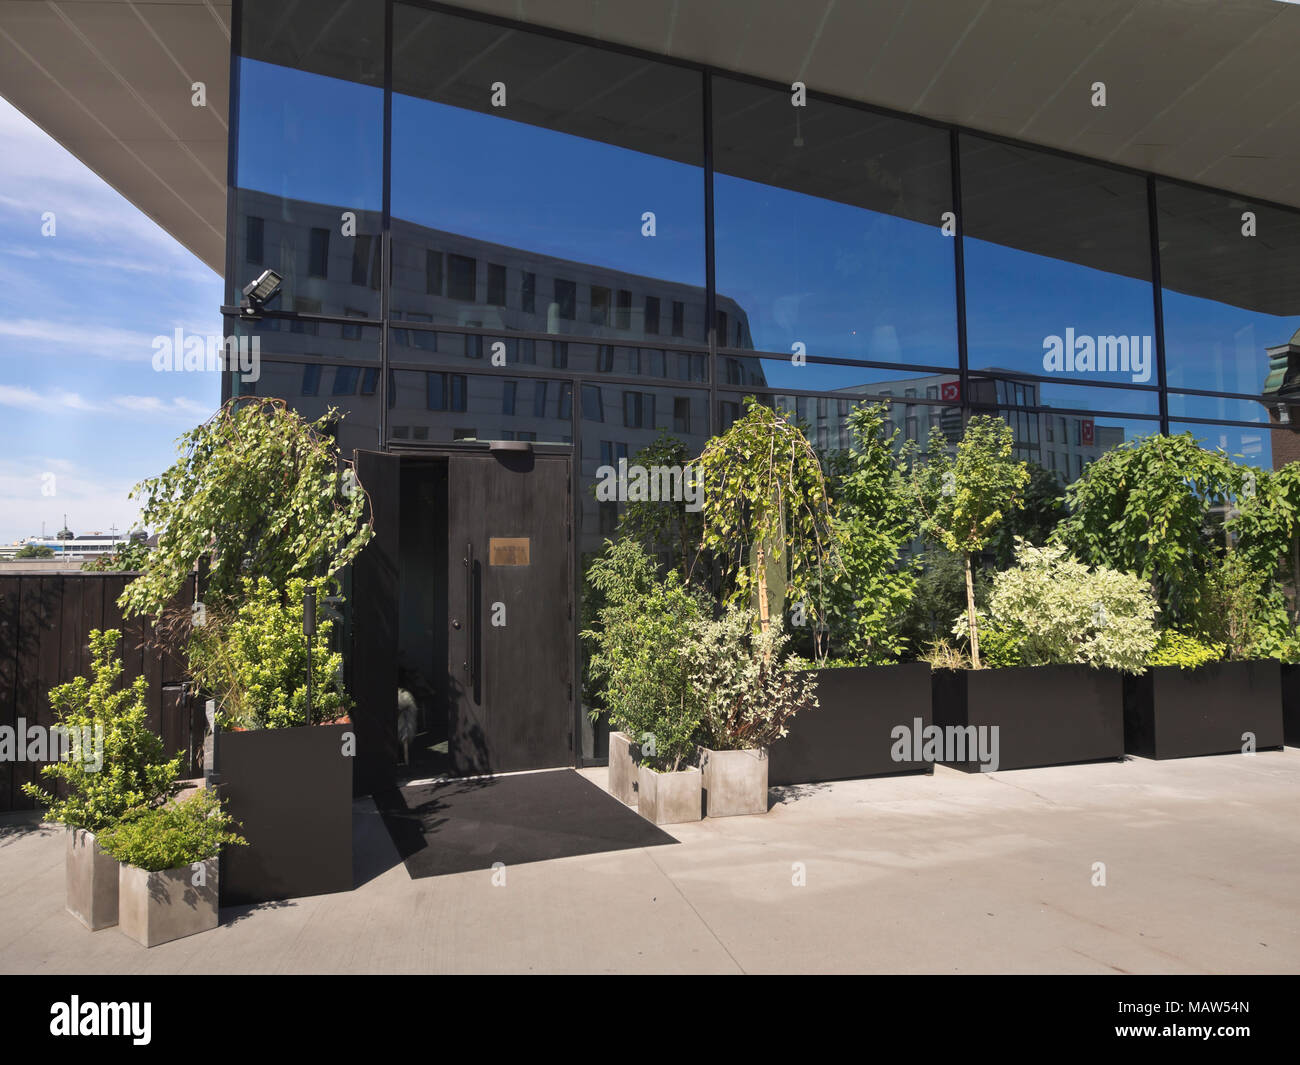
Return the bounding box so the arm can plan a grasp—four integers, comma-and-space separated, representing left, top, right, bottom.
463, 542, 477, 694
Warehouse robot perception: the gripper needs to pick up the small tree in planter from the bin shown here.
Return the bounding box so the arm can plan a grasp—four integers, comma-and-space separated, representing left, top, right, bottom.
22, 629, 183, 930
695, 398, 842, 656
582, 538, 705, 816
684, 603, 818, 815
99, 788, 245, 947
823, 401, 917, 664
119, 396, 372, 625
908, 416, 1029, 668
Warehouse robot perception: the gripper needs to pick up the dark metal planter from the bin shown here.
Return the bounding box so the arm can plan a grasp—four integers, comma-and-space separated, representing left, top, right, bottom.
769, 663, 932, 786
1123, 661, 1284, 759
1280, 664, 1300, 748
212, 723, 354, 906
931, 665, 1125, 772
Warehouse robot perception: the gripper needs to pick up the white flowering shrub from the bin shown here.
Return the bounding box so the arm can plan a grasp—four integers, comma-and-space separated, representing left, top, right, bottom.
684, 605, 818, 750
979, 540, 1158, 673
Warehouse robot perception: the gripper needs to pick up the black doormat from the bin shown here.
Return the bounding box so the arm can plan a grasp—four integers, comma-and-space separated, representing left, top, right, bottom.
373, 769, 677, 879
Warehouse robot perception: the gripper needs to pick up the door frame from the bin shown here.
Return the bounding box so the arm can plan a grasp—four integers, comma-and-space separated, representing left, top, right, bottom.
356, 439, 579, 785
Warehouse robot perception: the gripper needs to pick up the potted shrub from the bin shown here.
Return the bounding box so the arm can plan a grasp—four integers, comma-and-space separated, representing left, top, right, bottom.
932, 541, 1157, 771
99, 788, 244, 947
772, 402, 931, 785
22, 630, 183, 930
583, 539, 704, 822
188, 576, 355, 904
686, 605, 817, 816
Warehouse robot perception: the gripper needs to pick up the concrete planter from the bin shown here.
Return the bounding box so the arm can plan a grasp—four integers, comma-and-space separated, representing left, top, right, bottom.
607, 731, 639, 805
771, 664, 933, 785
118, 857, 219, 948
700, 747, 768, 817
636, 764, 701, 825
1124, 660, 1284, 759
65, 827, 119, 931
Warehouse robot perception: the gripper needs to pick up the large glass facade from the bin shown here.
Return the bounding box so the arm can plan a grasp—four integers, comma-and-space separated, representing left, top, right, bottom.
226, 0, 1300, 762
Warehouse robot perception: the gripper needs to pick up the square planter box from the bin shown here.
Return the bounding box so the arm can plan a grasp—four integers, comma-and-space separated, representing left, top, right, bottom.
118, 857, 218, 948
770, 663, 933, 785
1280, 664, 1300, 748
607, 731, 639, 805
66, 828, 118, 931
1124, 660, 1284, 759
931, 665, 1125, 772
700, 747, 768, 817
213, 723, 354, 906
636, 764, 702, 825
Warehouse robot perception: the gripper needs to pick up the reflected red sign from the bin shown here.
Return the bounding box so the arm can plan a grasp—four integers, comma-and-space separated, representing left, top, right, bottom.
940, 381, 960, 403
1081, 419, 1095, 446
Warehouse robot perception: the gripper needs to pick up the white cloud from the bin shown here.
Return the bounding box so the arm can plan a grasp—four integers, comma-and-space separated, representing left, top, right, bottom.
0, 383, 213, 421
0, 456, 145, 543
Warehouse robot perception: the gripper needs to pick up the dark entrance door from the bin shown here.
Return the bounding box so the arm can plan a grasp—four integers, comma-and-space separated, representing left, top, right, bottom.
351, 444, 573, 788
445, 447, 573, 774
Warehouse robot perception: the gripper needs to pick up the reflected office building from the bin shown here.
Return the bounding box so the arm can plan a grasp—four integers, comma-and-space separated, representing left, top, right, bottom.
206, 1, 1300, 783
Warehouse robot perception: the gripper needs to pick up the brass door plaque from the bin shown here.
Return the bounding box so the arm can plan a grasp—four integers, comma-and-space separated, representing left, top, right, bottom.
489, 537, 530, 566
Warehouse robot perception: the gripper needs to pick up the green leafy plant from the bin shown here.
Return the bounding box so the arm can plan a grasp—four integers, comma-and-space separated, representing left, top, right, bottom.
22, 630, 182, 832
1054, 432, 1240, 627
187, 577, 351, 729
119, 397, 372, 621
695, 398, 842, 652
908, 416, 1029, 667
979, 540, 1158, 673
81, 539, 150, 572
610, 430, 704, 580
683, 603, 818, 751
823, 402, 917, 664
15, 544, 54, 559
582, 539, 704, 771
988, 462, 1068, 568
1146, 630, 1225, 669
898, 547, 991, 658
97, 789, 245, 872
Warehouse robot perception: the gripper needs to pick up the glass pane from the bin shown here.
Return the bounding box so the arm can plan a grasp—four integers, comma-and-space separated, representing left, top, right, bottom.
388, 370, 573, 445
712, 76, 957, 365
390, 4, 706, 343
233, 3, 383, 319
1170, 422, 1274, 471
1157, 181, 1300, 398
961, 135, 1156, 386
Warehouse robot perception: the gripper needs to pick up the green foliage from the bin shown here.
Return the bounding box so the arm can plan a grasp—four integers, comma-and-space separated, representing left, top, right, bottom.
186, 577, 351, 729
1147, 630, 1225, 669
695, 398, 842, 643
898, 547, 990, 657
581, 539, 704, 771
1054, 432, 1241, 626
823, 402, 917, 663
612, 430, 703, 578
81, 540, 151, 572
981, 541, 1158, 673
684, 603, 819, 751
1229, 461, 1300, 622
908, 415, 1029, 666
98, 788, 245, 872
977, 621, 1025, 669
119, 397, 372, 620
989, 463, 1068, 567
15, 544, 54, 558
21, 630, 182, 832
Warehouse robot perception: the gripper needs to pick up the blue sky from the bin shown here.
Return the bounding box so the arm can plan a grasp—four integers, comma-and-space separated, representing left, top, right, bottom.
0, 96, 222, 546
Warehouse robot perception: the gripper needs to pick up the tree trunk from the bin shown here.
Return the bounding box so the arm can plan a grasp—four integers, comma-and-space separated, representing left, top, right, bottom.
964, 551, 980, 669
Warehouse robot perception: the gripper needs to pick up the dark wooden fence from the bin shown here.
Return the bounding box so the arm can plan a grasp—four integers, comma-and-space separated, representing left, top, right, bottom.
0, 572, 202, 813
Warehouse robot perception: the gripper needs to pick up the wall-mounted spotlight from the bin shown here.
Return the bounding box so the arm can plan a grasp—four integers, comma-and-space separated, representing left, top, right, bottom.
241, 269, 283, 317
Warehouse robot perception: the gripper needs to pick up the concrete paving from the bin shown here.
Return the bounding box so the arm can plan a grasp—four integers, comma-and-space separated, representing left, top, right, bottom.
2, 751, 1298, 974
